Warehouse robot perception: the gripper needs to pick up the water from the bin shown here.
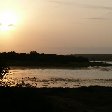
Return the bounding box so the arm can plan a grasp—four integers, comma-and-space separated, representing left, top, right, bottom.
1, 66, 112, 88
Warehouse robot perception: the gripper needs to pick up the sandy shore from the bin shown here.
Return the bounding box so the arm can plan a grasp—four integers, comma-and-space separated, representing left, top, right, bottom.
0, 86, 112, 112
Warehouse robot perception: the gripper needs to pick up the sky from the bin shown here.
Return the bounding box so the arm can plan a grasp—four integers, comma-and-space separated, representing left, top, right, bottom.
0, 0, 112, 54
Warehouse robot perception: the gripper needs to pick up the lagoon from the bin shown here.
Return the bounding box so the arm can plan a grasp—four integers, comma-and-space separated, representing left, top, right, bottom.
2, 66, 112, 88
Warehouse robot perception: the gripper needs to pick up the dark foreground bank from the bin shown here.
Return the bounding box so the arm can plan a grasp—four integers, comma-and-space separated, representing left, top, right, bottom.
0, 86, 112, 112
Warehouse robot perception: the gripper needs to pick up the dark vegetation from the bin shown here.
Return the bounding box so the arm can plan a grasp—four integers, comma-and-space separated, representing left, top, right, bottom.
0, 62, 9, 79
0, 53, 112, 112
0, 86, 112, 112
0, 51, 111, 68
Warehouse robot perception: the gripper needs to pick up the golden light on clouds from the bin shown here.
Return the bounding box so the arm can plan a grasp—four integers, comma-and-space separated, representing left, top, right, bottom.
0, 10, 20, 32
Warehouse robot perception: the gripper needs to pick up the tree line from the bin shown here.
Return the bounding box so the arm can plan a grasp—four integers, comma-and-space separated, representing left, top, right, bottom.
0, 51, 89, 67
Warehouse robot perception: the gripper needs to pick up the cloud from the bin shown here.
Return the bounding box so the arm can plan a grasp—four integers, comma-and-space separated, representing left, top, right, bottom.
87, 17, 106, 20
48, 0, 112, 10
48, 0, 73, 5
8, 24, 14, 27
48, 0, 112, 21
82, 4, 112, 10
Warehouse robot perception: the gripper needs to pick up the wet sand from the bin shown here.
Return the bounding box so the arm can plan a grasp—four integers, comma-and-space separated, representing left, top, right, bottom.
0, 86, 112, 112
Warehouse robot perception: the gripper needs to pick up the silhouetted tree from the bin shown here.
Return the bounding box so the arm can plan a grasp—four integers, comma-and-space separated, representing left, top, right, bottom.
30, 51, 39, 55
0, 63, 9, 79
0, 51, 91, 67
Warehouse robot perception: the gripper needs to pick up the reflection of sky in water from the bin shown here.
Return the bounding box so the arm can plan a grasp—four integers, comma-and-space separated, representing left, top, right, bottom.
1, 66, 112, 88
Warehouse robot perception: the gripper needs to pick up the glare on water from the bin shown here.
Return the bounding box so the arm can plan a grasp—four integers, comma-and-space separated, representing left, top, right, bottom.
2, 66, 112, 88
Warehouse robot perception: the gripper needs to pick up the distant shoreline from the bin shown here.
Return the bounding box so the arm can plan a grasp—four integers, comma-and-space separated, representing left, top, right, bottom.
0, 52, 112, 69
9, 63, 112, 70
6, 61, 112, 71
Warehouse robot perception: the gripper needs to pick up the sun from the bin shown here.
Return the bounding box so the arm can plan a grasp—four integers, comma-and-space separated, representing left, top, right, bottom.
0, 10, 18, 31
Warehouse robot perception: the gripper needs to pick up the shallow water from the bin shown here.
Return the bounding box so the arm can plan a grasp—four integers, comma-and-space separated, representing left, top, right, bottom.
1, 66, 112, 88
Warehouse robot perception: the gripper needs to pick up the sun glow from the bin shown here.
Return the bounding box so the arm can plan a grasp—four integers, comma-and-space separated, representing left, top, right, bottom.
0, 10, 19, 31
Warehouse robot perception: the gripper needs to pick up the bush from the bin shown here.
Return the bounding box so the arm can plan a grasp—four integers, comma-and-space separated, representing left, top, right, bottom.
0, 64, 9, 79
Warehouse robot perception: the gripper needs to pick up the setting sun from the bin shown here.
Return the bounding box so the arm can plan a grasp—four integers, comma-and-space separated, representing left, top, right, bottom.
0, 10, 19, 31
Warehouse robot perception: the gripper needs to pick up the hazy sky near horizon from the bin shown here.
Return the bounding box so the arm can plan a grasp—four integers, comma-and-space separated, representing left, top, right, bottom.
0, 0, 112, 54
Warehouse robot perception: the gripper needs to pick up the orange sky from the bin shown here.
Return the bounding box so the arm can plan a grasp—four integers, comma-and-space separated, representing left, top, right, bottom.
0, 0, 112, 54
